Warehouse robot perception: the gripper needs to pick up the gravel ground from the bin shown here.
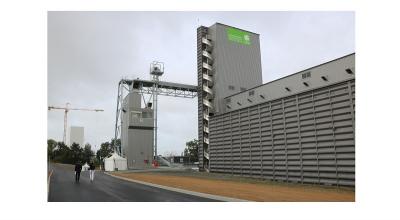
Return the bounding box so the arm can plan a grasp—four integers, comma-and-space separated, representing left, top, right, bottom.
112, 169, 355, 202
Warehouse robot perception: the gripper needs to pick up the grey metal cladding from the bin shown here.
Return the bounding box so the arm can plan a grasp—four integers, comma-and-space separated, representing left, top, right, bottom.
225, 54, 355, 112
121, 92, 154, 169
199, 23, 355, 187
210, 23, 263, 114
209, 79, 356, 187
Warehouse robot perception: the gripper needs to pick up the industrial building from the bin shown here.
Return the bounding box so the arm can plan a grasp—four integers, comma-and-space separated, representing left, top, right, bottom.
197, 23, 263, 171
69, 126, 84, 147
120, 90, 154, 169
197, 23, 355, 186
117, 74, 197, 169
115, 22, 355, 186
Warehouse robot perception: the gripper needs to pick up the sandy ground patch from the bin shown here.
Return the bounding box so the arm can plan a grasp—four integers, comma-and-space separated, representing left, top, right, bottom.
112, 172, 354, 202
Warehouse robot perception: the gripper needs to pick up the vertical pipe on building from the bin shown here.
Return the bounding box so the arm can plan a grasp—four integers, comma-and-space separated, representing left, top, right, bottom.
311, 91, 321, 184
248, 107, 251, 177
114, 81, 122, 154
258, 104, 263, 179
295, 95, 304, 184
153, 77, 158, 158
282, 99, 289, 182
328, 88, 339, 186
229, 113, 233, 175
269, 102, 275, 181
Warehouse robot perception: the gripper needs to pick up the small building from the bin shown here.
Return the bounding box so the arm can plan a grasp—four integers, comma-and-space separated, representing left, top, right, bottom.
104, 153, 127, 171
82, 162, 90, 171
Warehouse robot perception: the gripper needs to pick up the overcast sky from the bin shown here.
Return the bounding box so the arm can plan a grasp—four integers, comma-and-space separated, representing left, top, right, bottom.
47, 11, 354, 155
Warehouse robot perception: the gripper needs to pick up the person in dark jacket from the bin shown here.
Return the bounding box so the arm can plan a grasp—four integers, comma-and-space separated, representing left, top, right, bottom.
74, 161, 82, 182
89, 162, 95, 182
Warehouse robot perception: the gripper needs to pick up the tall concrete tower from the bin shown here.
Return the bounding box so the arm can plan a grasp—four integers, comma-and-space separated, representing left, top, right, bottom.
197, 23, 263, 171
69, 126, 84, 147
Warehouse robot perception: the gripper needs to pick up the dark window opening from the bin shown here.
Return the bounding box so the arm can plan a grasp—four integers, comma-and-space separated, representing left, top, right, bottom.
228, 85, 235, 90
302, 71, 311, 79
240, 87, 246, 92
346, 68, 353, 74
226, 98, 231, 103
321, 76, 328, 81
303, 82, 309, 87
249, 90, 255, 96
285, 87, 291, 92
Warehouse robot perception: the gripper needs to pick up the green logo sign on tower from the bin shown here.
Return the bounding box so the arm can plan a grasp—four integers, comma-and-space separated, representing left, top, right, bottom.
227, 27, 251, 45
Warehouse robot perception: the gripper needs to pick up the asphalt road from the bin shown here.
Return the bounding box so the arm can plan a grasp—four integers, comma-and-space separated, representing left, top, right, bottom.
48, 163, 217, 202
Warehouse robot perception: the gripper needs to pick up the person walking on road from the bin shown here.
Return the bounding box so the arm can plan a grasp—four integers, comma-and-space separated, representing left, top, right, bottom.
89, 161, 95, 182
74, 161, 82, 182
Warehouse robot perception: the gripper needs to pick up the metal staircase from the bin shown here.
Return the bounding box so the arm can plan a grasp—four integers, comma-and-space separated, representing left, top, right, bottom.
200, 32, 214, 171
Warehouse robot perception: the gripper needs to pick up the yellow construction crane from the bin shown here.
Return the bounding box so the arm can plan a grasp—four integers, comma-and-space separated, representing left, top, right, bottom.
48, 102, 104, 144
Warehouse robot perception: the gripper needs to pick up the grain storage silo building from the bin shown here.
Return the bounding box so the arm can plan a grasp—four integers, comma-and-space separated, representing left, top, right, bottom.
198, 23, 355, 186
197, 23, 263, 171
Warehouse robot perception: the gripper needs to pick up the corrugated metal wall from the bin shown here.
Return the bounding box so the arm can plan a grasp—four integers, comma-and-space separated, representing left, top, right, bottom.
211, 23, 263, 114
209, 79, 355, 186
